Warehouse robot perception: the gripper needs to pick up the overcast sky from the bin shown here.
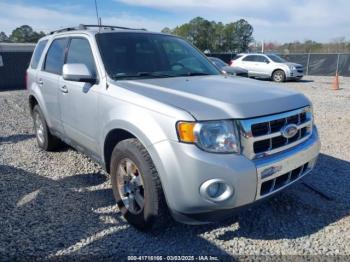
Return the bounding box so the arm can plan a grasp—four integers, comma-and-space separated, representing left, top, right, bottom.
0, 0, 348, 43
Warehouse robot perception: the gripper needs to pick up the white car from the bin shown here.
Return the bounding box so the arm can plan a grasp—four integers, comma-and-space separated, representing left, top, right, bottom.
231, 53, 304, 82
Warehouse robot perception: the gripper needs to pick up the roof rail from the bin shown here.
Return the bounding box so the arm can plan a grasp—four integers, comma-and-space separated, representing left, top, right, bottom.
49, 24, 147, 35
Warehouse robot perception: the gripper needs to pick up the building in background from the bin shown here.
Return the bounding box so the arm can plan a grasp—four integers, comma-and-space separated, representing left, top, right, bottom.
0, 43, 35, 90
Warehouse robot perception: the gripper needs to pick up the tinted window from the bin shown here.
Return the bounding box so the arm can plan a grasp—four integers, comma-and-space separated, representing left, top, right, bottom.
31, 40, 48, 69
95, 33, 220, 79
256, 55, 269, 63
267, 54, 287, 63
66, 38, 96, 76
243, 55, 257, 62
232, 55, 243, 60
44, 38, 68, 75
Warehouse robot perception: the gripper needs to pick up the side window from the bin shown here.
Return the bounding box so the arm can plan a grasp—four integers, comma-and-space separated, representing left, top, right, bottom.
256, 55, 269, 63
233, 55, 243, 60
243, 55, 256, 62
31, 40, 48, 69
66, 38, 97, 77
44, 38, 68, 75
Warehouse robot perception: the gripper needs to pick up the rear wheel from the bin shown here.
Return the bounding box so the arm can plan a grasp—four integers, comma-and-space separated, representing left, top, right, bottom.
272, 70, 286, 82
32, 105, 61, 151
110, 138, 169, 230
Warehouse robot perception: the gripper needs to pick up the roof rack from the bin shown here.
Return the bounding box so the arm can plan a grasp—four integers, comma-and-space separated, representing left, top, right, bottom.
49, 24, 147, 35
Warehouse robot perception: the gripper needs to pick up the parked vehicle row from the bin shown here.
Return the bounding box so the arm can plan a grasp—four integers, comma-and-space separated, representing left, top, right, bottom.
27, 25, 320, 230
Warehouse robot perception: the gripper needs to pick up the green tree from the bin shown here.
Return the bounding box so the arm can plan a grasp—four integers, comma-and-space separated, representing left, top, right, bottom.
166, 17, 254, 53
191, 17, 213, 51
222, 22, 236, 52
211, 22, 224, 52
161, 27, 172, 34
9, 25, 45, 43
172, 23, 192, 42
0, 31, 10, 42
231, 19, 254, 52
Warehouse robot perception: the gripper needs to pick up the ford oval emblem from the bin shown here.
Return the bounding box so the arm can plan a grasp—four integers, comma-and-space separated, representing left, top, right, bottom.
281, 124, 298, 139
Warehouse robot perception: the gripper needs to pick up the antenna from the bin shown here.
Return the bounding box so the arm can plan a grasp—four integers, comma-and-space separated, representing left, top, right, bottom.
94, 0, 101, 26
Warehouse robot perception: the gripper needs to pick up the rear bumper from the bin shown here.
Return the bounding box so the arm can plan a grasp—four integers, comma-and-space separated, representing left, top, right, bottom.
148, 127, 320, 225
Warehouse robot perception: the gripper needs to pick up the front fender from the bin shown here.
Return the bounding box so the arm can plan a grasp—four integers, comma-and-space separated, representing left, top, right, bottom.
99, 96, 194, 162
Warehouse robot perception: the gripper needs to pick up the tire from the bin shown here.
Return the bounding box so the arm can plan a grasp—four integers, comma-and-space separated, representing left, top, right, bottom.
272, 70, 286, 82
110, 138, 170, 230
32, 105, 61, 151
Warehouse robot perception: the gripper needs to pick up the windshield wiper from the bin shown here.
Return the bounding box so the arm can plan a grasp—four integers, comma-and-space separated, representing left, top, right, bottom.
111, 72, 174, 80
179, 72, 211, 77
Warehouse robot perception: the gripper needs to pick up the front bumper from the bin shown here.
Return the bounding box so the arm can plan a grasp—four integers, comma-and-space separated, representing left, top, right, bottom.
148, 127, 320, 224
287, 68, 304, 79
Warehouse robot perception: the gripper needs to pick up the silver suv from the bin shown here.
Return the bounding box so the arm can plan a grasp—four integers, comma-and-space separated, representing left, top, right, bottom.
27, 25, 320, 230
232, 53, 304, 82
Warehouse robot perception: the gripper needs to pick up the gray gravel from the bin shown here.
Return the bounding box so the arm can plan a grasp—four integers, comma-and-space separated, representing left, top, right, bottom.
0, 76, 350, 259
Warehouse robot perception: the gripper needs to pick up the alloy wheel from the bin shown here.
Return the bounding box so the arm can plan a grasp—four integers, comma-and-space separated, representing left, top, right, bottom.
116, 158, 145, 214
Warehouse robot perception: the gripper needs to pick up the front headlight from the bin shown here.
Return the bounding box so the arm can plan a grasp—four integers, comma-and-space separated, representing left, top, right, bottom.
289, 65, 296, 70
176, 120, 240, 153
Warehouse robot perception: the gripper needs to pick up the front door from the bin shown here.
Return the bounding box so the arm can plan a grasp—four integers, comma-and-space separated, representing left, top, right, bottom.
58, 37, 100, 155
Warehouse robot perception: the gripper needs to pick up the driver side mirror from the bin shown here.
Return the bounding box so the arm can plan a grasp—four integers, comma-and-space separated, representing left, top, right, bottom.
63, 63, 96, 84
265, 60, 270, 64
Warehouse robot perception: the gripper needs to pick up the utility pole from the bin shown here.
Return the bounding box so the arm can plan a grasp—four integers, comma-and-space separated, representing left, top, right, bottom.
261, 40, 264, 53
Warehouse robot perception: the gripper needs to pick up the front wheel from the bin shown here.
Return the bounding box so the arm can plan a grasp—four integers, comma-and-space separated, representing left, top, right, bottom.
272, 70, 286, 82
110, 138, 169, 230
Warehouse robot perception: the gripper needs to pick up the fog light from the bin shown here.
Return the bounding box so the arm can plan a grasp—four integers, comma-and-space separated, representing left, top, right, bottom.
207, 182, 221, 198
200, 179, 234, 202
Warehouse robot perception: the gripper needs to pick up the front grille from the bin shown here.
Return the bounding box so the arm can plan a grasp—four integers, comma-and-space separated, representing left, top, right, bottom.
253, 126, 309, 154
238, 107, 313, 159
260, 162, 309, 196
296, 66, 304, 73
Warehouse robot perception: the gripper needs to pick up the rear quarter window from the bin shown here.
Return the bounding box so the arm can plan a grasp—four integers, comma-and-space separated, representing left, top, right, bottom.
30, 40, 48, 69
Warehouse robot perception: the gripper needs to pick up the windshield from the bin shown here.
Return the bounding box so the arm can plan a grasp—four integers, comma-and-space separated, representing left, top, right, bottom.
96, 32, 220, 80
267, 54, 287, 63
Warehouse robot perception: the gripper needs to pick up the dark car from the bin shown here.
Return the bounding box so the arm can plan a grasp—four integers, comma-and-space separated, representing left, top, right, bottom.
208, 57, 248, 77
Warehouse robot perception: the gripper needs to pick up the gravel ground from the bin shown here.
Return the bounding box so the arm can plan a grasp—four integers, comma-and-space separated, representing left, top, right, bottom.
0, 76, 349, 259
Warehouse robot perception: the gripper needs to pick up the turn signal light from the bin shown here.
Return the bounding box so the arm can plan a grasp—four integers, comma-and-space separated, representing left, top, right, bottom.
176, 122, 196, 143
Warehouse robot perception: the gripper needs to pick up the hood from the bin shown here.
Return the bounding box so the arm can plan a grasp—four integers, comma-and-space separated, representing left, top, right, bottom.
113, 75, 310, 120
282, 62, 303, 68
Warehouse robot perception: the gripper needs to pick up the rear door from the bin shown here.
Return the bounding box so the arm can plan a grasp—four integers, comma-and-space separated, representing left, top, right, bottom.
27, 39, 48, 90
58, 37, 100, 155
38, 37, 69, 133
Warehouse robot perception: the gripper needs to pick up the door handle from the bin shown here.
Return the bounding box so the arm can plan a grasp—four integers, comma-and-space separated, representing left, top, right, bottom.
60, 85, 68, 93
37, 79, 43, 87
